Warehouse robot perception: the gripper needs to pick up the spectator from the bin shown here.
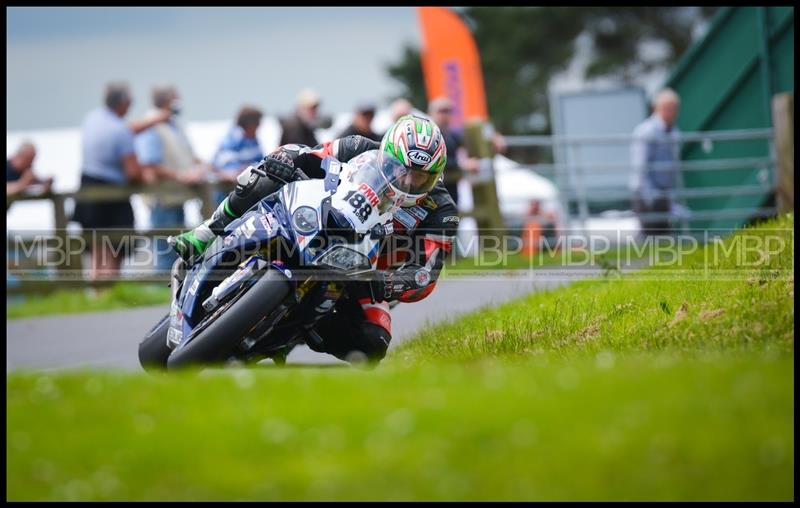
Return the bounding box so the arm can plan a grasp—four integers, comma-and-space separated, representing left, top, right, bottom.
427, 96, 507, 209
72, 81, 167, 280
7, 141, 52, 200
337, 101, 381, 142
279, 88, 321, 147
428, 96, 480, 209
135, 84, 208, 273
211, 105, 265, 204
6, 141, 53, 289
630, 88, 686, 236
389, 97, 413, 123
383, 98, 425, 136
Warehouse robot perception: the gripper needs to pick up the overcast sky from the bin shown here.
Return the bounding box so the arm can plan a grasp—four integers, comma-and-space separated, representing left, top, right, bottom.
6, 7, 421, 131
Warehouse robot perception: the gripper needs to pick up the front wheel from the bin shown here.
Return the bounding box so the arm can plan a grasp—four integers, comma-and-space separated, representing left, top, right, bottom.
166, 270, 292, 370
138, 314, 171, 371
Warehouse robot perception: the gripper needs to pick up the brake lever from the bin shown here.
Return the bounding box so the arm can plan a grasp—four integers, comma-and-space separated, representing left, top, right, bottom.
343, 269, 377, 281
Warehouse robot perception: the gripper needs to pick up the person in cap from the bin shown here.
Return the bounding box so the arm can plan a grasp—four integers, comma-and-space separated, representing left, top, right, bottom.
279, 88, 322, 147
337, 100, 381, 142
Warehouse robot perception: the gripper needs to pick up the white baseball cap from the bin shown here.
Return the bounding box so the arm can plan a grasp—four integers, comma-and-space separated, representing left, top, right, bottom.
297, 88, 321, 108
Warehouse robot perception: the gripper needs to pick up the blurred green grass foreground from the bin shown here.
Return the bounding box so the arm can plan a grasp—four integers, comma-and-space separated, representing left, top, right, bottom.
7, 214, 794, 501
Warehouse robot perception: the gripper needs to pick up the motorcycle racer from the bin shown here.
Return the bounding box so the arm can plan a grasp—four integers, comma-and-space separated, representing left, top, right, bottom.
170, 114, 459, 364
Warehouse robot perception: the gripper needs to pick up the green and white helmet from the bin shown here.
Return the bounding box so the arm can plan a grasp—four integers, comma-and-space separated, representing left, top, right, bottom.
378, 114, 447, 207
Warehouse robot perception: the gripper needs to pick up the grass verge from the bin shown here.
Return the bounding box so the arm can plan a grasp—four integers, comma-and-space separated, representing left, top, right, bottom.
6, 355, 793, 501
6, 282, 171, 320
403, 215, 793, 361
442, 242, 637, 275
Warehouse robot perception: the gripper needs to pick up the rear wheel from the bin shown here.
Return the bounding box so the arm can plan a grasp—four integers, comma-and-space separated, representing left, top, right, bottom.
166, 270, 292, 370
138, 314, 171, 371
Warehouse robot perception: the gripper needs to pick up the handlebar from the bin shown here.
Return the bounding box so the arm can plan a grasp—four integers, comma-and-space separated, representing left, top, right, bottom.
293, 168, 311, 181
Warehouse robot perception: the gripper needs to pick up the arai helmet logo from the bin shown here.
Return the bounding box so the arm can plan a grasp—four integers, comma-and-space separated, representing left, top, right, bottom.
407, 150, 432, 165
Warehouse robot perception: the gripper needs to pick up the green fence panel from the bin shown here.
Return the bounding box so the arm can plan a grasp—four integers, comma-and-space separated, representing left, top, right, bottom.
665, 6, 794, 231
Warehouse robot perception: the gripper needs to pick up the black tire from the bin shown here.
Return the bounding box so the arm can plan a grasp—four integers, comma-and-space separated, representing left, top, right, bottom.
166, 270, 291, 370
138, 314, 172, 372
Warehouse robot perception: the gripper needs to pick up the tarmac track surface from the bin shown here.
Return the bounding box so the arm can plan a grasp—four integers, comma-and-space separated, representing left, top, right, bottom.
7, 268, 607, 371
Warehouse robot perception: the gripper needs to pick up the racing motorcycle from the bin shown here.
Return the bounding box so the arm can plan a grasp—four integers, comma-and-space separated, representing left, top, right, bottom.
138, 151, 402, 370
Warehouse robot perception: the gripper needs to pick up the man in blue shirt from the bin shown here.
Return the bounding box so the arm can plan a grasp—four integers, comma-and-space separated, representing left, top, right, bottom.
630, 88, 687, 236
135, 84, 208, 272
73, 81, 167, 280
211, 105, 264, 205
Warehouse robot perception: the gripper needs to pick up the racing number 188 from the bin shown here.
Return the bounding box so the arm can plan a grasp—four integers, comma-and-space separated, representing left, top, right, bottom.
344, 190, 372, 222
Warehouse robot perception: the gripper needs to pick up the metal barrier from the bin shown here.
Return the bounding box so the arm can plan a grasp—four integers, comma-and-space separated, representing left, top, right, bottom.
503, 128, 778, 237
4, 127, 784, 292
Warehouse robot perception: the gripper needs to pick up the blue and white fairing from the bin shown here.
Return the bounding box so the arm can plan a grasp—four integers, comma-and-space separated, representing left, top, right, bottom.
280, 155, 396, 269
167, 195, 290, 349
167, 151, 397, 351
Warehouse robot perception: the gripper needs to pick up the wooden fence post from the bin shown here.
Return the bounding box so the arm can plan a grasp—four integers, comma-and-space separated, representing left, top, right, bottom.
772, 93, 794, 214
50, 193, 82, 278
200, 182, 216, 219
463, 119, 505, 233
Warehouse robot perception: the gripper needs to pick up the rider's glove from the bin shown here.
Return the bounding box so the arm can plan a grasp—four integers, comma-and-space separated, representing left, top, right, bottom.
257, 149, 297, 183
372, 264, 433, 302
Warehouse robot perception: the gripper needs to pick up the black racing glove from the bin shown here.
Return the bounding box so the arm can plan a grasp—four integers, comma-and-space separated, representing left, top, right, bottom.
372, 264, 433, 302
257, 149, 297, 183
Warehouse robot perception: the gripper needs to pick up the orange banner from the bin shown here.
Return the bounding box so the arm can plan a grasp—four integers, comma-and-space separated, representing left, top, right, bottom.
417, 7, 488, 129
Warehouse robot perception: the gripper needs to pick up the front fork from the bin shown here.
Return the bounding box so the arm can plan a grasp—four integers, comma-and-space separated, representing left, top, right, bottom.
169, 257, 186, 302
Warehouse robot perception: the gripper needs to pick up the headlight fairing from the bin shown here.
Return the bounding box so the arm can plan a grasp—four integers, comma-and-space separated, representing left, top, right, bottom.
315, 246, 371, 271
292, 206, 319, 235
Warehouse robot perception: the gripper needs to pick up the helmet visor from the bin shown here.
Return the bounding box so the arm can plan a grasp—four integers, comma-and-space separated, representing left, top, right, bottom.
380, 155, 439, 195
347, 151, 403, 215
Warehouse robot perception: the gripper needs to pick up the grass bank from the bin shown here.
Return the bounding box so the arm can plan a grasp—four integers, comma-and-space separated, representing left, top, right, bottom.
403, 215, 793, 361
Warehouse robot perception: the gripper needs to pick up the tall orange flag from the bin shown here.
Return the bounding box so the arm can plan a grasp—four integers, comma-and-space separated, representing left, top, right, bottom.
417, 7, 489, 129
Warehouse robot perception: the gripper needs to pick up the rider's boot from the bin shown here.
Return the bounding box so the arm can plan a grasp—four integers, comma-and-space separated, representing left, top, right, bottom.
169, 197, 239, 264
